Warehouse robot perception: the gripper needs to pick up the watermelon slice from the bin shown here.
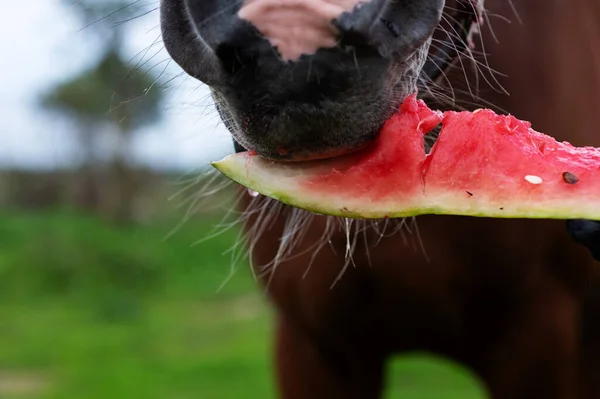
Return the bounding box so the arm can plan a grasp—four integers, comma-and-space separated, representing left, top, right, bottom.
211, 94, 600, 220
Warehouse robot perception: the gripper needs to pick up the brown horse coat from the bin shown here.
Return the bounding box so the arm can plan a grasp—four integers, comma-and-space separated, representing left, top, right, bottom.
239, 1, 600, 398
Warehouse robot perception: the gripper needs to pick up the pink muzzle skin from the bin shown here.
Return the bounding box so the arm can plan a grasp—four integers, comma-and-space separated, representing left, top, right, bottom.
238, 0, 369, 61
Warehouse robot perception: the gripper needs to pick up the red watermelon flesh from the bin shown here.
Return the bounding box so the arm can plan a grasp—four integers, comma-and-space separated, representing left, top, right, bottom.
211, 94, 600, 220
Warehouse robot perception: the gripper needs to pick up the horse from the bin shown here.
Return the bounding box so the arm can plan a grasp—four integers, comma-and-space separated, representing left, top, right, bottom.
159, 0, 600, 397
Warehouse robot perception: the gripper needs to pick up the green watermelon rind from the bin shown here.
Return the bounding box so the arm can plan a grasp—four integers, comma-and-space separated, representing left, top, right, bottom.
211, 155, 600, 220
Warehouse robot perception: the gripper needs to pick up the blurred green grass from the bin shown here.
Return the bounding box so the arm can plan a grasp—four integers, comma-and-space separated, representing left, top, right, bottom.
0, 208, 487, 398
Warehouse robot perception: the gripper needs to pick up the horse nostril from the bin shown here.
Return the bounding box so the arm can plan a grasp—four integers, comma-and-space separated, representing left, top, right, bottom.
334, 0, 389, 47
336, 0, 444, 56
213, 24, 257, 75
380, 19, 400, 38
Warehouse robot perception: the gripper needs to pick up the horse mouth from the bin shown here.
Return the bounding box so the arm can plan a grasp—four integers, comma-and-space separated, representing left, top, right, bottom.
227, 2, 483, 164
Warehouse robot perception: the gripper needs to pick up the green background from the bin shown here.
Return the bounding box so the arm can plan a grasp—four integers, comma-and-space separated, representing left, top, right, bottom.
0, 207, 488, 398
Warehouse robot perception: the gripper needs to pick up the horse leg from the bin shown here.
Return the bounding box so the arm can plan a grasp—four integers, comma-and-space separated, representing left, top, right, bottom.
273, 314, 386, 399
476, 279, 579, 399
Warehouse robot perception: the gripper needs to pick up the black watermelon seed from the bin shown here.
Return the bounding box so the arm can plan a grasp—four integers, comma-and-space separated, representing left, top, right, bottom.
562, 172, 579, 184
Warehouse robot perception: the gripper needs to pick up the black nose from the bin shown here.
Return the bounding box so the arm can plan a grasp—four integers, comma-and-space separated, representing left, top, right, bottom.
163, 0, 444, 86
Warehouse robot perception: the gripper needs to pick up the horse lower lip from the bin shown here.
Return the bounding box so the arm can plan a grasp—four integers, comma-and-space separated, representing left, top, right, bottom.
260, 142, 374, 163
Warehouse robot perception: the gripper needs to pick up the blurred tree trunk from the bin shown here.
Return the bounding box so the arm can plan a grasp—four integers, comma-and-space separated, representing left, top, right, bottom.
103, 130, 138, 225
74, 122, 102, 213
